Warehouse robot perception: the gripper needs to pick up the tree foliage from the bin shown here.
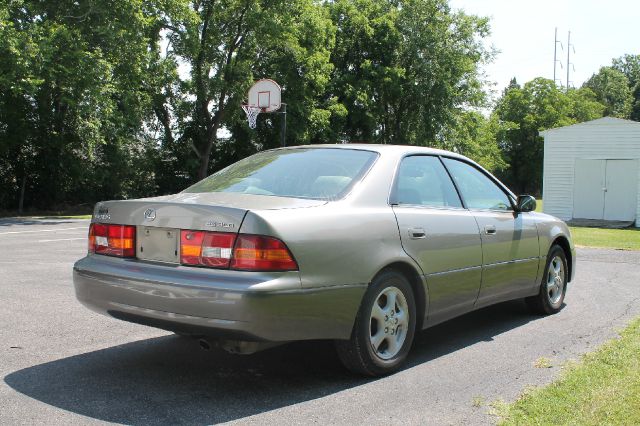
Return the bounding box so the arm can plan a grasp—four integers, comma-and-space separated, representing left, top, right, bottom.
0, 0, 629, 212
0, 0, 499, 211
612, 54, 640, 121
155, 0, 336, 181
493, 78, 604, 195
582, 66, 633, 119
328, 0, 492, 145
0, 0, 168, 210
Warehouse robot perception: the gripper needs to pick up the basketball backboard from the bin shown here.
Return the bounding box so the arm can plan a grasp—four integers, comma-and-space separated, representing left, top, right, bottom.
247, 79, 281, 112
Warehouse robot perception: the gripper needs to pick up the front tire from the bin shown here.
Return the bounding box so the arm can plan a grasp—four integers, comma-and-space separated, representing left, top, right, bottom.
526, 245, 568, 315
335, 270, 417, 376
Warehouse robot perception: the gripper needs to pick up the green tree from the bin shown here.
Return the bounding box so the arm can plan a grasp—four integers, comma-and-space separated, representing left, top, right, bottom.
0, 0, 495, 211
440, 111, 506, 173
327, 0, 492, 145
155, 0, 335, 180
612, 54, 640, 121
583, 67, 633, 118
494, 78, 604, 194
0, 0, 171, 211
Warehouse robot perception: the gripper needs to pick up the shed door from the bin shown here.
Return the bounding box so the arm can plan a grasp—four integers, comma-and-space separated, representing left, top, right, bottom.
603, 160, 638, 221
573, 159, 638, 221
573, 159, 606, 220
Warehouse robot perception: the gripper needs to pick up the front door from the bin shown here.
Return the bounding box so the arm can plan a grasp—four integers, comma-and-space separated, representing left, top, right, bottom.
442, 158, 541, 305
391, 155, 483, 324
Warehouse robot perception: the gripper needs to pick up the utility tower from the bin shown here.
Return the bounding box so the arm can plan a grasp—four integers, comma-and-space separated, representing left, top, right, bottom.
553, 27, 564, 87
566, 31, 575, 90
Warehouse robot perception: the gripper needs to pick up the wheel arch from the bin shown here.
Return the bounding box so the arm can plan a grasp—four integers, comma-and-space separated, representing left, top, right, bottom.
374, 261, 427, 329
551, 236, 573, 282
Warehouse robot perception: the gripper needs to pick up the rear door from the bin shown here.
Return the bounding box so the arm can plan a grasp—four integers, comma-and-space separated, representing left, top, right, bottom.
441, 158, 540, 305
391, 155, 483, 324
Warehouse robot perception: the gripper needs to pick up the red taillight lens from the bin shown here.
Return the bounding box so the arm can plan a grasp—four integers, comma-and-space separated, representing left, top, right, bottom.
179, 230, 297, 271
89, 223, 136, 257
180, 230, 235, 268
231, 234, 298, 271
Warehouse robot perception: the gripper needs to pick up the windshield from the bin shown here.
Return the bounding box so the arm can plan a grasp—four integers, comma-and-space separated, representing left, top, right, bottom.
183, 148, 378, 200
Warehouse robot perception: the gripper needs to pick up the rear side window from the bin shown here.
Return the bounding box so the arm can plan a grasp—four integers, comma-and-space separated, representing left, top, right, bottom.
183, 148, 378, 200
442, 158, 512, 211
394, 156, 462, 208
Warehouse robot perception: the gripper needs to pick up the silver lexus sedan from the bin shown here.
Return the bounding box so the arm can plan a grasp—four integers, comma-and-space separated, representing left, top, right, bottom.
73, 145, 575, 376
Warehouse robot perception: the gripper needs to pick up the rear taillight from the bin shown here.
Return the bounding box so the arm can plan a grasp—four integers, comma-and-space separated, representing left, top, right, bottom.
180, 230, 235, 268
231, 234, 298, 271
179, 230, 298, 272
88, 223, 136, 257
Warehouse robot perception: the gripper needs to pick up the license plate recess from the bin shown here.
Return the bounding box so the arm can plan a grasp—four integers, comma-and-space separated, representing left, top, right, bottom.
137, 226, 179, 264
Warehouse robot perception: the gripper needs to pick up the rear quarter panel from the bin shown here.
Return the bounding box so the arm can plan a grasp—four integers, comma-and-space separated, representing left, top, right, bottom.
240, 204, 415, 289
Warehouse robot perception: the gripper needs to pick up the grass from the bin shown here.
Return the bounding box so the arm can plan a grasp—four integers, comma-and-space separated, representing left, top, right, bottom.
472, 396, 485, 408
533, 357, 553, 369
568, 226, 640, 251
535, 199, 544, 213
536, 199, 640, 251
497, 317, 640, 425
28, 214, 92, 219
0, 205, 93, 219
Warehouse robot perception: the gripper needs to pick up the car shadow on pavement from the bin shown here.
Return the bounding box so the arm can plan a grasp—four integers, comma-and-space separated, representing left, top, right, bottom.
4, 300, 542, 424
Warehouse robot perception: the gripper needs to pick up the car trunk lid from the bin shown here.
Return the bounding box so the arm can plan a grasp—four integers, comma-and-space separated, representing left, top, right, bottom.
91, 193, 325, 264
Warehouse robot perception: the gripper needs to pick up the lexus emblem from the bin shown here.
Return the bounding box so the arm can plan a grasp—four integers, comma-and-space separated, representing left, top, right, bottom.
143, 208, 156, 221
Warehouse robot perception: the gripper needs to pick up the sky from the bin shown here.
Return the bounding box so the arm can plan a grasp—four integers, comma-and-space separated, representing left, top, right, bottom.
448, 0, 640, 92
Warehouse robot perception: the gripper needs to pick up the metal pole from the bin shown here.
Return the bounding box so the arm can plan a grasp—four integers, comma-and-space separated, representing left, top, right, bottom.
280, 103, 287, 147
566, 31, 571, 90
553, 27, 557, 84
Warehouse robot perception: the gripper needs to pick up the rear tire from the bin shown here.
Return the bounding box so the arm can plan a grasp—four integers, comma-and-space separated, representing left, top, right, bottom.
335, 270, 417, 376
526, 245, 567, 315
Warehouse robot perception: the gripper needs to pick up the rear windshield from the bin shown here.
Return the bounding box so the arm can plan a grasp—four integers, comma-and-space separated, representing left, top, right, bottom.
183, 148, 378, 200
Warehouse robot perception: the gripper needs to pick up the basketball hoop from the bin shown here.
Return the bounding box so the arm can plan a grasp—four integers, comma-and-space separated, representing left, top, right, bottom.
241, 79, 286, 146
242, 104, 262, 129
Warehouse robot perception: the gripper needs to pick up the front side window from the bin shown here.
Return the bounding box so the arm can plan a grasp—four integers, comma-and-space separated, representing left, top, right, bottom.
183, 148, 378, 200
442, 158, 512, 211
394, 156, 462, 208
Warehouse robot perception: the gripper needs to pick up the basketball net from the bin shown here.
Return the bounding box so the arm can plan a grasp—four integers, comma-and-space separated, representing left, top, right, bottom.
242, 105, 262, 129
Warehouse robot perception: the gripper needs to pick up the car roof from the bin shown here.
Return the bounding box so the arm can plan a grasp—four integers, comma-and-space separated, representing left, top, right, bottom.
279, 143, 516, 199
276, 143, 467, 159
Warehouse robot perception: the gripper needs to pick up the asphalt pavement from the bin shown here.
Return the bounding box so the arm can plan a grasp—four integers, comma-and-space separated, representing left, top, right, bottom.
1, 218, 639, 425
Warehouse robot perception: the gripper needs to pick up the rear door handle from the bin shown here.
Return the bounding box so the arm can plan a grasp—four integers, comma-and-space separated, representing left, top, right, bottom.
484, 225, 496, 235
408, 227, 426, 239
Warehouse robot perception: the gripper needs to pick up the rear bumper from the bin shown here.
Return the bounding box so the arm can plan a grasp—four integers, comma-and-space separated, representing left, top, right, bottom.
73, 255, 365, 341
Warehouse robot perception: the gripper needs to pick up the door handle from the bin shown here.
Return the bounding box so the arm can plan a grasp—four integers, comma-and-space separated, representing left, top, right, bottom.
408, 227, 426, 239
484, 225, 496, 235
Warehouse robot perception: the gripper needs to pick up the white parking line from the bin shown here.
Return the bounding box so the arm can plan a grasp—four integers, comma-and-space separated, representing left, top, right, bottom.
0, 227, 87, 235
37, 237, 86, 243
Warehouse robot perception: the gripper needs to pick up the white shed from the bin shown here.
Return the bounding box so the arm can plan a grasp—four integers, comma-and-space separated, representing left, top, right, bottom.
541, 117, 640, 227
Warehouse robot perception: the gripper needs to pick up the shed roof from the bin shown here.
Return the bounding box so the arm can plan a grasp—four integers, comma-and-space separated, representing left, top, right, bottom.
540, 117, 640, 136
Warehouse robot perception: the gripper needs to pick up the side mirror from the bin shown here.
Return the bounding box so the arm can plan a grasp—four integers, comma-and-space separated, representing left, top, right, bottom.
516, 195, 537, 212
